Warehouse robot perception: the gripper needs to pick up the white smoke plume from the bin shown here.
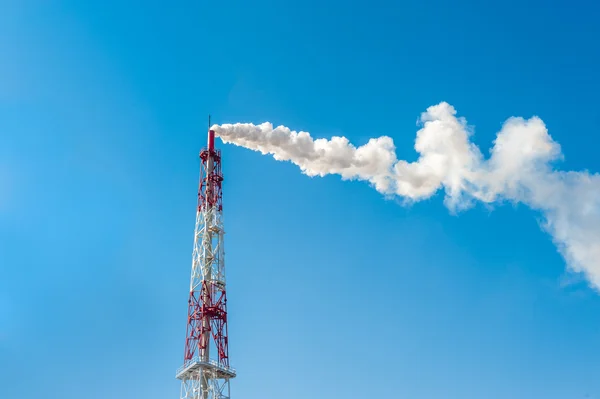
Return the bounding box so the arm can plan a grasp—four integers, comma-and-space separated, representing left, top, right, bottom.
212, 102, 600, 289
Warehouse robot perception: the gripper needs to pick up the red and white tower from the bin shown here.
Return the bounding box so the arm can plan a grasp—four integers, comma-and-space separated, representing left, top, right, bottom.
176, 128, 235, 399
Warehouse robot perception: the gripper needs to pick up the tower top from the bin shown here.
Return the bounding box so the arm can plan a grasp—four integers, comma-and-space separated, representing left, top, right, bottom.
208, 129, 215, 151
207, 114, 215, 151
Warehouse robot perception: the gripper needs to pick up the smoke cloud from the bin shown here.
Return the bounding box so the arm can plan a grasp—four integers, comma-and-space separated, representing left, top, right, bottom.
212, 102, 600, 289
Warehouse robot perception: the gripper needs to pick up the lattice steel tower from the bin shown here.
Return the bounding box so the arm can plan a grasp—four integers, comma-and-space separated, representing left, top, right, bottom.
176, 127, 235, 399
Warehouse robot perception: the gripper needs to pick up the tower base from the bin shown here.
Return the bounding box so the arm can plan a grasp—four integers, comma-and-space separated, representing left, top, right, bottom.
177, 360, 235, 399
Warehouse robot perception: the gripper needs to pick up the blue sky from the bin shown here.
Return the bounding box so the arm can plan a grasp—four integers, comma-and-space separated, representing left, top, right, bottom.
2, 0, 600, 398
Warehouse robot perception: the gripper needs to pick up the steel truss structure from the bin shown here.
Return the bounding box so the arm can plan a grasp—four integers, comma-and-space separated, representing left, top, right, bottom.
177, 129, 235, 399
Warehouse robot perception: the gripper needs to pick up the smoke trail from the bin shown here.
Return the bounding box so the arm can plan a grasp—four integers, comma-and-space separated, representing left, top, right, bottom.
212, 102, 600, 289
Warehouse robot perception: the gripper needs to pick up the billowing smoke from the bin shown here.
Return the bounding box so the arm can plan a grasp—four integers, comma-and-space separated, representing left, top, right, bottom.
212, 102, 600, 289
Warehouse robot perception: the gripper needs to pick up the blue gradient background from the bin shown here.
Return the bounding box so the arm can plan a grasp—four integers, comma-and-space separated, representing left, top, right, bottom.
1, 1, 600, 398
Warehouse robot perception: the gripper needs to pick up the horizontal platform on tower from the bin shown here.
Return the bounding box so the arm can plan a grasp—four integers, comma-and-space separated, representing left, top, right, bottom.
176, 358, 236, 380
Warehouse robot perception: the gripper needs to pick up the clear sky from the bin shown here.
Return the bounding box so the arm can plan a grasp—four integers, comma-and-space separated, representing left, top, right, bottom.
1, 1, 600, 398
